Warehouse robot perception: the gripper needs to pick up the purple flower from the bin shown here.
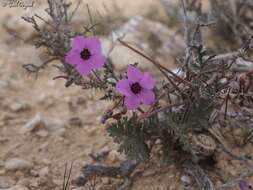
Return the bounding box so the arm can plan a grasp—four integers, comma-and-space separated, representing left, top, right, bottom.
116, 65, 155, 110
65, 36, 105, 76
239, 180, 252, 190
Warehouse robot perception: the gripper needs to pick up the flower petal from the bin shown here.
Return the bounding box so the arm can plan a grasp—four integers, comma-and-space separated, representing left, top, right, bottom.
139, 72, 155, 90
127, 65, 142, 82
71, 36, 86, 51
124, 96, 140, 110
89, 54, 106, 69
139, 89, 155, 105
65, 51, 83, 66
85, 37, 102, 54
116, 79, 132, 97
239, 180, 251, 190
76, 62, 93, 76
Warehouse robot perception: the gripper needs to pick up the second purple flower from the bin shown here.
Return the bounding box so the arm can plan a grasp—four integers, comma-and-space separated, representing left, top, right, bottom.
116, 65, 155, 110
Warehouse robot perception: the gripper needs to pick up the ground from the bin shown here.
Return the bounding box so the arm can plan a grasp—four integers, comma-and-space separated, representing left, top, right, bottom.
0, 1, 253, 190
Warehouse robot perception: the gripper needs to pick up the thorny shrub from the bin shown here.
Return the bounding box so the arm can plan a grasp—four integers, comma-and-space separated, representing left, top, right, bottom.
21, 0, 253, 177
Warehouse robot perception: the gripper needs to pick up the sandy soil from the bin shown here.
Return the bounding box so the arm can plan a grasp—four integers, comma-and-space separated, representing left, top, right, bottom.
0, 1, 253, 190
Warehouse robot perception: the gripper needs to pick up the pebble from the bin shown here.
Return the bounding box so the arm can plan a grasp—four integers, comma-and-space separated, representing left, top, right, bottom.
35, 130, 49, 138
30, 170, 39, 177
68, 117, 83, 127
16, 178, 30, 187
20, 114, 45, 133
9, 102, 30, 112
0, 176, 15, 188
41, 158, 51, 166
108, 150, 120, 163
21, 114, 65, 134
39, 167, 49, 177
5, 158, 33, 172
180, 175, 191, 184
108, 16, 183, 71
52, 179, 62, 186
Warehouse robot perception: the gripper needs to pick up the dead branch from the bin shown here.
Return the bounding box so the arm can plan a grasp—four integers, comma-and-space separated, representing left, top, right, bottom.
75, 160, 139, 189
184, 161, 215, 190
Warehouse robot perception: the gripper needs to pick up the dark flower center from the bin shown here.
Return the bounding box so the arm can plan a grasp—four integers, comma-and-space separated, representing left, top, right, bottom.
131, 82, 142, 94
80, 48, 91, 60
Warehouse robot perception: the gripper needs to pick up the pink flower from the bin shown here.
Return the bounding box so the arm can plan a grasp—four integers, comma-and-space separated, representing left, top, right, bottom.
116, 65, 155, 110
239, 180, 252, 190
65, 36, 106, 76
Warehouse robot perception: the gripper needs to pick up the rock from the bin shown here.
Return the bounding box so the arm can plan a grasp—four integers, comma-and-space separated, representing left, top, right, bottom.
52, 179, 62, 186
30, 170, 39, 177
9, 101, 30, 112
0, 176, 15, 188
108, 150, 121, 163
180, 175, 191, 184
0, 160, 4, 167
0, 170, 5, 175
44, 118, 65, 132
5, 158, 33, 172
142, 169, 157, 177
38, 142, 49, 152
41, 158, 51, 166
35, 130, 49, 138
0, 80, 8, 88
39, 167, 49, 177
16, 178, 30, 187
68, 117, 83, 127
3, 185, 29, 190
106, 16, 183, 71
20, 114, 65, 134
20, 114, 45, 133
0, 137, 9, 143
54, 128, 66, 137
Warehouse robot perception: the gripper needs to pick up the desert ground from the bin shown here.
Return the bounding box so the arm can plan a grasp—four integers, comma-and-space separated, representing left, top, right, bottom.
0, 0, 252, 190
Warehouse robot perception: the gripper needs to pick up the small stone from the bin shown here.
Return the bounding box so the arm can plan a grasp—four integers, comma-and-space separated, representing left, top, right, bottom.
5, 158, 33, 172
142, 169, 157, 177
0, 80, 8, 88
41, 158, 51, 166
35, 130, 49, 138
0, 176, 15, 188
0, 160, 5, 167
108, 150, 120, 163
44, 118, 65, 132
39, 167, 49, 177
68, 117, 83, 127
52, 179, 62, 186
102, 177, 110, 185
9, 102, 30, 112
0, 137, 9, 143
38, 142, 49, 152
181, 175, 191, 184
16, 178, 30, 187
20, 114, 45, 133
30, 170, 39, 177
0, 169, 6, 175
21, 114, 65, 134
54, 128, 66, 137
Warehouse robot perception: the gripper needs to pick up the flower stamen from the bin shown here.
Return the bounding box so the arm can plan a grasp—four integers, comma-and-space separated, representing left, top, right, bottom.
80, 48, 91, 60
131, 82, 142, 94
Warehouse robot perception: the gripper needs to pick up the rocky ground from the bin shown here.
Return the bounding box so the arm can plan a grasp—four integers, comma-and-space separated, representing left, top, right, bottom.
0, 0, 253, 190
